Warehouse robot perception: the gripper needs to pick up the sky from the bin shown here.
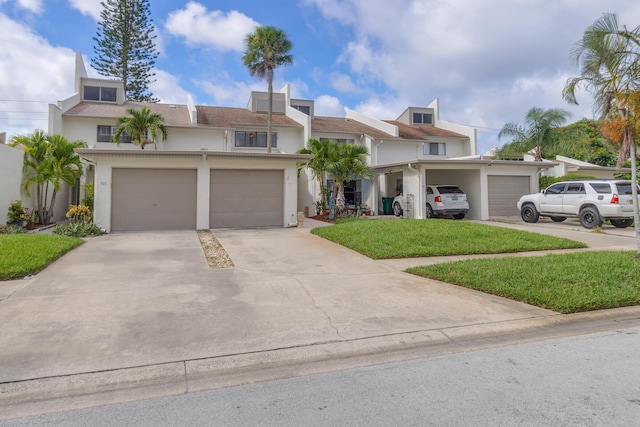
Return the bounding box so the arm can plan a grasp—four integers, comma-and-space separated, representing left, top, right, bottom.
1, 0, 640, 155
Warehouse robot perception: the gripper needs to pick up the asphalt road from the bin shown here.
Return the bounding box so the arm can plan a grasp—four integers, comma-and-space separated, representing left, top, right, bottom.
4, 325, 640, 426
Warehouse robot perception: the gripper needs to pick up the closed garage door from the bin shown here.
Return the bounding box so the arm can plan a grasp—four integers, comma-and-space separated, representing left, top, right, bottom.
210, 169, 283, 228
488, 175, 531, 217
112, 168, 197, 231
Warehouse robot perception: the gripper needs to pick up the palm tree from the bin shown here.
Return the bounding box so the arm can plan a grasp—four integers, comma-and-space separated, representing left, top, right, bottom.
497, 107, 580, 161
297, 138, 337, 208
9, 131, 86, 224
562, 12, 640, 168
242, 26, 293, 153
326, 143, 372, 211
563, 12, 640, 256
113, 106, 168, 149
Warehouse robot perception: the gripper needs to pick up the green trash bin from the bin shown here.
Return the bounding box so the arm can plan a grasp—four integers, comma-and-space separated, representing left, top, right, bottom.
382, 197, 394, 215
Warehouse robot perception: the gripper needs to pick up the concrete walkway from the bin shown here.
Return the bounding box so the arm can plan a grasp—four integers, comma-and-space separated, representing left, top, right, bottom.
1, 218, 639, 420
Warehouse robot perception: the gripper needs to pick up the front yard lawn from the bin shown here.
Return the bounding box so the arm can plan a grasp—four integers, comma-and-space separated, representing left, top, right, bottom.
0, 234, 84, 280
407, 251, 640, 313
311, 219, 586, 259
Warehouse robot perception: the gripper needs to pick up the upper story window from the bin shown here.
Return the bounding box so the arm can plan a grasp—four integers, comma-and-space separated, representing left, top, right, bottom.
292, 105, 310, 115
97, 125, 130, 143
412, 112, 433, 125
235, 131, 277, 148
84, 86, 117, 103
423, 142, 445, 156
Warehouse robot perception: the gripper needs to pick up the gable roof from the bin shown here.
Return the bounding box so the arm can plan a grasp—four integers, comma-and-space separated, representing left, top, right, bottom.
63, 101, 193, 127
311, 116, 396, 139
384, 120, 466, 139
196, 106, 301, 128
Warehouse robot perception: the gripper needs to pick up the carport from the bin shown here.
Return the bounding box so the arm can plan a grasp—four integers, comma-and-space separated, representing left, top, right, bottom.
374, 159, 552, 220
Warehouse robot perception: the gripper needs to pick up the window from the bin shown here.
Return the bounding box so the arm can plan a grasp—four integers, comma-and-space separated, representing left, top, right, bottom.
589, 183, 612, 194
423, 142, 445, 156
292, 105, 310, 115
97, 125, 130, 143
235, 131, 278, 148
326, 179, 361, 207
545, 183, 566, 195
84, 86, 117, 102
413, 112, 433, 124
565, 183, 585, 194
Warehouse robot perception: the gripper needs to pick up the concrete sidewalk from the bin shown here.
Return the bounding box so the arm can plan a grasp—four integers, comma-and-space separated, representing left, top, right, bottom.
1, 218, 639, 420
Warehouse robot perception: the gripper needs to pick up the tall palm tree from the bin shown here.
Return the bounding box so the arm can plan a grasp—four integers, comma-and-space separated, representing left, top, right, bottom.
113, 106, 168, 149
327, 143, 372, 211
563, 12, 640, 256
9, 131, 86, 224
497, 107, 579, 161
297, 138, 337, 207
242, 26, 293, 153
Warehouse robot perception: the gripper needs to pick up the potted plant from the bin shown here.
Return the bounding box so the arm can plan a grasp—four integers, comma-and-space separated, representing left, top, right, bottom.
6, 200, 26, 227
360, 203, 371, 216
314, 199, 325, 216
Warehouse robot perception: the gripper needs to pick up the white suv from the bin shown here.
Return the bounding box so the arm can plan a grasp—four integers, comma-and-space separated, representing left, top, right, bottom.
393, 185, 469, 219
517, 180, 638, 229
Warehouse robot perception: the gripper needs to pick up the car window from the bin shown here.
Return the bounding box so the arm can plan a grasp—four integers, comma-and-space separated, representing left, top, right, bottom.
436, 186, 464, 194
426, 187, 434, 195
615, 183, 634, 195
589, 183, 612, 194
545, 183, 566, 194
565, 183, 585, 194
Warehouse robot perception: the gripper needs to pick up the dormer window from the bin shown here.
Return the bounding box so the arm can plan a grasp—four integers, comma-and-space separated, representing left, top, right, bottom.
413, 112, 433, 125
84, 86, 117, 102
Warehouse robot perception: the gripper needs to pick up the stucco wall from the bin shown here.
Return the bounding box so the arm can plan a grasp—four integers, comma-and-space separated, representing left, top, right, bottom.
0, 144, 27, 224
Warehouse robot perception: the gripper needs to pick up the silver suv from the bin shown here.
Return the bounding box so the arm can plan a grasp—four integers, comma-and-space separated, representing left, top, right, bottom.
517, 180, 638, 229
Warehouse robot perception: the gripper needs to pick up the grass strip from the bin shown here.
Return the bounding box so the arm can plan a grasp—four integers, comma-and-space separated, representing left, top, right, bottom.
0, 234, 84, 280
407, 251, 640, 313
311, 219, 586, 259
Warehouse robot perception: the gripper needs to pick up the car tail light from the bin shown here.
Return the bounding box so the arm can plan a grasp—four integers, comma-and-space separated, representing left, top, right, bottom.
434, 195, 442, 203
611, 194, 619, 204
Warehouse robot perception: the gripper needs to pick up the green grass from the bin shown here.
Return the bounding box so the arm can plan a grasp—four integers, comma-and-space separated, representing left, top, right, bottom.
311, 219, 586, 259
0, 234, 84, 280
407, 251, 640, 313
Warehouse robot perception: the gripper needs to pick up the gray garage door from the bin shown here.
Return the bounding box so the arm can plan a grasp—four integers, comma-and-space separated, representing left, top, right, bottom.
112, 168, 197, 231
488, 175, 531, 217
210, 169, 284, 228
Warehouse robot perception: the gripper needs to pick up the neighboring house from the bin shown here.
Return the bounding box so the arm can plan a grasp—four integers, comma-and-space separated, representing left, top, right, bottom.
50, 52, 557, 231
544, 155, 630, 180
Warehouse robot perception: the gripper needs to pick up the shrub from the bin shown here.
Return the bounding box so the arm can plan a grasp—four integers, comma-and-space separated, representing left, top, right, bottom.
53, 221, 103, 237
81, 182, 94, 210
539, 173, 597, 190
0, 224, 27, 234
66, 204, 92, 223
6, 200, 26, 225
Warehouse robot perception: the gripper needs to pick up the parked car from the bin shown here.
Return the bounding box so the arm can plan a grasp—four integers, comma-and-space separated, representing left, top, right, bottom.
393, 185, 469, 219
516, 180, 638, 229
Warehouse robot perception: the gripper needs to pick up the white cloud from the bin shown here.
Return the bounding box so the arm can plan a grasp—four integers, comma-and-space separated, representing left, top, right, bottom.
165, 2, 258, 51
196, 73, 264, 106
150, 69, 192, 105
0, 13, 76, 138
67, 0, 101, 20
314, 95, 346, 117
16, 0, 42, 13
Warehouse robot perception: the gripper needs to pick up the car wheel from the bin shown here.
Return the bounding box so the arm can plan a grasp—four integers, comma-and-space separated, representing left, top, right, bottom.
425, 204, 434, 218
520, 204, 539, 223
393, 202, 403, 217
579, 207, 603, 229
550, 216, 566, 222
610, 218, 633, 228
453, 213, 465, 220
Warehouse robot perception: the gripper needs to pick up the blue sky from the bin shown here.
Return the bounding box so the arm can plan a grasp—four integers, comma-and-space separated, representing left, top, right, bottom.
2, 0, 640, 154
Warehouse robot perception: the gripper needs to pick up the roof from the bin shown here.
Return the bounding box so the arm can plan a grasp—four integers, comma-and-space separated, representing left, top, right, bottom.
64, 102, 303, 129
196, 106, 301, 128
311, 116, 396, 139
384, 120, 466, 139
63, 102, 193, 127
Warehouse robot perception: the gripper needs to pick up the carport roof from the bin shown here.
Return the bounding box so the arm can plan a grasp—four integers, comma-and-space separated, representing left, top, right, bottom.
373, 158, 558, 173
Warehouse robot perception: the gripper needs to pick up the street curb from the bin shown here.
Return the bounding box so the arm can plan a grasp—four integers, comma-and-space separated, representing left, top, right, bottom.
2, 306, 640, 421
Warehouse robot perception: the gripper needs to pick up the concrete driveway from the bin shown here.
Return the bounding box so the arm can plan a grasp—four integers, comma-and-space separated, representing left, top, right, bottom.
2, 217, 640, 419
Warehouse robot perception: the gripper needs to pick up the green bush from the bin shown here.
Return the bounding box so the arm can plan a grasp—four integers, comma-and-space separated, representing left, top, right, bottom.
0, 224, 27, 234
81, 182, 94, 210
53, 221, 104, 237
